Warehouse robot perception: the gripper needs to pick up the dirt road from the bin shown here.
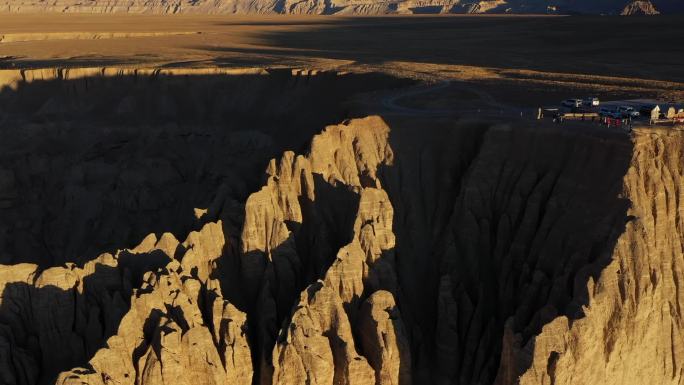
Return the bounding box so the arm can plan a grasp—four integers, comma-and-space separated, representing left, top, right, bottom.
378, 80, 524, 118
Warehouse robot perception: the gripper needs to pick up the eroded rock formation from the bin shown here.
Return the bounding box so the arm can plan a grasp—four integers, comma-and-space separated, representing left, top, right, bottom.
56, 224, 253, 385
1, 70, 684, 385
621, 0, 660, 14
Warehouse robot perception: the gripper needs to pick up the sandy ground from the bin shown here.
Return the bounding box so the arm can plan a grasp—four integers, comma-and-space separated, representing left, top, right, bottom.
1, 14, 683, 104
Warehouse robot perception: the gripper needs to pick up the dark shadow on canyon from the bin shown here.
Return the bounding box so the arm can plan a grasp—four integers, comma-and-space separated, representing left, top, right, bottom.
0, 70, 637, 385
206, 114, 635, 385
0, 70, 411, 384
0, 264, 131, 384
0, 69, 412, 268
0, 246, 187, 383
199, 15, 684, 82
210, 171, 362, 384
377, 116, 634, 384
0, 56, 150, 70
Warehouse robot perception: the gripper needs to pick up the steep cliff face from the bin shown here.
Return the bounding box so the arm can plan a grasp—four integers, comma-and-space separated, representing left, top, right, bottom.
497, 129, 684, 385
375, 119, 636, 384
253, 121, 682, 385
1, 71, 684, 385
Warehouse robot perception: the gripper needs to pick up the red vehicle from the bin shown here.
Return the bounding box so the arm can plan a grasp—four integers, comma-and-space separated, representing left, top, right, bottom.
605, 117, 622, 126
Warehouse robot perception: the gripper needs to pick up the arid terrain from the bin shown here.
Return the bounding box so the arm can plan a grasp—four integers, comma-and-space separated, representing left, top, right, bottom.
1, 13, 684, 385
0, 0, 682, 14
2, 14, 684, 100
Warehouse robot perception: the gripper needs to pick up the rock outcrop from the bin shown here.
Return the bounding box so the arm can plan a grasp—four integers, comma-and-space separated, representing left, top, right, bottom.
358, 290, 412, 385
55, 222, 253, 385
621, 0, 660, 14
239, 116, 404, 384
0, 222, 251, 385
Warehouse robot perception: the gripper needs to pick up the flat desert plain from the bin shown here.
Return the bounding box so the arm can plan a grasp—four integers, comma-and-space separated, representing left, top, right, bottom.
1, 14, 684, 89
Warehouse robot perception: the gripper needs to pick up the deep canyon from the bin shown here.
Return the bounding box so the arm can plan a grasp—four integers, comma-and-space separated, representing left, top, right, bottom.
0, 69, 683, 385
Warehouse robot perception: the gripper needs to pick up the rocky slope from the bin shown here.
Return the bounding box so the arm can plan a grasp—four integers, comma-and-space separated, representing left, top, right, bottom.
1, 69, 684, 385
0, 0, 681, 14
621, 0, 660, 14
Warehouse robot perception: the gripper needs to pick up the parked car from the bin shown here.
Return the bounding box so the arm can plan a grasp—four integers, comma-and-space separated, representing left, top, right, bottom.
583, 97, 600, 107
599, 107, 622, 118
561, 99, 583, 108
617, 106, 640, 118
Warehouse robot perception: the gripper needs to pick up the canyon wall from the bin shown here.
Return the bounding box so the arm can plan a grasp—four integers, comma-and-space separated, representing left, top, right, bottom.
496, 129, 684, 385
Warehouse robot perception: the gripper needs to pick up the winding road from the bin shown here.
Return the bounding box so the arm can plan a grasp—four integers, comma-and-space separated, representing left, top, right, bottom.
378, 79, 523, 118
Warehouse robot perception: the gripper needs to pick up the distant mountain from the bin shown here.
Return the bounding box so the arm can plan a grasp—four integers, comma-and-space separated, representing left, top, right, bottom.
0, 0, 682, 14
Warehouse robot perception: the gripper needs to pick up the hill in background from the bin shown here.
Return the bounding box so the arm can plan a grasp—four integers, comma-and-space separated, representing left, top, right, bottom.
0, 0, 681, 15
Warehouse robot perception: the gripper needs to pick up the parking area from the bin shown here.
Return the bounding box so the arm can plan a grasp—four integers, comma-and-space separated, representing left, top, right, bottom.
541, 96, 684, 131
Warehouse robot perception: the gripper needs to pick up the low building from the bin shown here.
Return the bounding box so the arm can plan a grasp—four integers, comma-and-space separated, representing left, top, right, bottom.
667, 106, 677, 119
650, 105, 661, 121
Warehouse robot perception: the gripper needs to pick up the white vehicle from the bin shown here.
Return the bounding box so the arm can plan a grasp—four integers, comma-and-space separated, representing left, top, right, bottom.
561, 99, 583, 108
584, 97, 600, 106
600, 107, 622, 118
617, 106, 640, 118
